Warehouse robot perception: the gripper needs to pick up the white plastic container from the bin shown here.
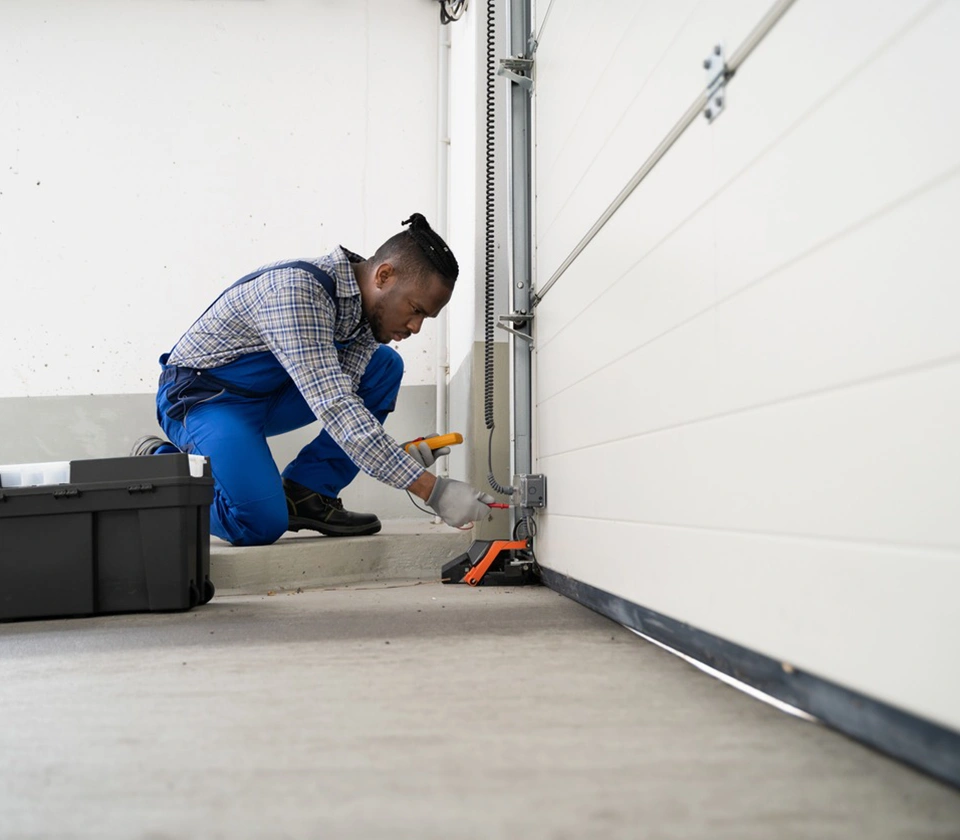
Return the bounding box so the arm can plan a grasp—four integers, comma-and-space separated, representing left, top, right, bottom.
0, 461, 71, 488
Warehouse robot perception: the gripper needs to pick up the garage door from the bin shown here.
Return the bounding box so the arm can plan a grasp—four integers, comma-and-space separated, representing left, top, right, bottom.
531, 0, 960, 775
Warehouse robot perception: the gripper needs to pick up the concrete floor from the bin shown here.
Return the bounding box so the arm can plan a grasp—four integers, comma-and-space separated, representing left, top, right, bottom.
1, 583, 959, 840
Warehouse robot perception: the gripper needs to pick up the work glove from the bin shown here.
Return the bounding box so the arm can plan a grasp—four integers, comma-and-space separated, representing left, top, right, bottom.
427, 476, 495, 529
402, 432, 451, 469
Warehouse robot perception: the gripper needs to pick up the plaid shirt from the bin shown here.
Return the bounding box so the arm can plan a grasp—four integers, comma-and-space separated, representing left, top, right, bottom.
167, 246, 424, 490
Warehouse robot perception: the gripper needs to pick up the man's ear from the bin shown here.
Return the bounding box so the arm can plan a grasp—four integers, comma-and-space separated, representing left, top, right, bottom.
375, 262, 396, 289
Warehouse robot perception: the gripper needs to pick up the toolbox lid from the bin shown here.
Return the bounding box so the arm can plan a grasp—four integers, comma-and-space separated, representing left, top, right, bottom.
70, 453, 209, 483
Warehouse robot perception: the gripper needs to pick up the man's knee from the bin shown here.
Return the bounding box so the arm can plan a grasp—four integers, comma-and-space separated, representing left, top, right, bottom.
362, 345, 404, 414
374, 345, 404, 385
216, 494, 289, 547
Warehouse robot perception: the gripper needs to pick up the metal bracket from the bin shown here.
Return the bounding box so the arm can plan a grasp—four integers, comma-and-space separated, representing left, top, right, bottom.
498, 56, 534, 91
497, 313, 533, 345
703, 43, 727, 123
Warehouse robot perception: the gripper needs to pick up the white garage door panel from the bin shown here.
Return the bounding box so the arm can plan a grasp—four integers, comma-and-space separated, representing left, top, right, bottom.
533, 0, 560, 43
533, 0, 646, 181
709, 0, 937, 191
542, 362, 960, 548
536, 184, 715, 402
537, 171, 960, 458
538, 310, 716, 460
712, 173, 960, 407
533, 0, 960, 739
535, 123, 714, 353
713, 0, 959, 302
535, 0, 699, 230
536, 0, 771, 283
537, 515, 960, 731
535, 0, 944, 323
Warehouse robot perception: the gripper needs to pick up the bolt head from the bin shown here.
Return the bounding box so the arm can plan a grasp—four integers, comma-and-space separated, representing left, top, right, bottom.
715, 96, 723, 107
705, 108, 713, 120
703, 58, 711, 69
714, 44, 722, 56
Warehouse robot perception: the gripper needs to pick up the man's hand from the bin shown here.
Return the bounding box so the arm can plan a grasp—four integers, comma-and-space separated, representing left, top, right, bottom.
426, 476, 495, 529
402, 432, 451, 469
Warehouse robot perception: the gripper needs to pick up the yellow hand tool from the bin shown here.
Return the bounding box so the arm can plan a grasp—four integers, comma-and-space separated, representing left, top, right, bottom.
403, 432, 464, 455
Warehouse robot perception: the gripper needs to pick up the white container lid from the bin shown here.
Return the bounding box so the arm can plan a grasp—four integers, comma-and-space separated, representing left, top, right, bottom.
0, 461, 71, 488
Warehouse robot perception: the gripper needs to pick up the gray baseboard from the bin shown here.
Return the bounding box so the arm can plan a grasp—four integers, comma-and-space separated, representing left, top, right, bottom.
541, 567, 960, 791
0, 393, 160, 463
0, 385, 437, 519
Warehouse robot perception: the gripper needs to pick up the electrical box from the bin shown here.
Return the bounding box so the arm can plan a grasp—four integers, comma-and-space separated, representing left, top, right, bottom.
514, 474, 547, 509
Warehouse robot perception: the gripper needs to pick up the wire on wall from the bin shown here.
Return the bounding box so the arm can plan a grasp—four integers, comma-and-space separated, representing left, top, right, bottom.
439, 0, 468, 24
482, 0, 513, 498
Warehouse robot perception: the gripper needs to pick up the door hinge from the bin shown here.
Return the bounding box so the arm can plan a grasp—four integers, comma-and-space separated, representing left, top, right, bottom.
703, 42, 727, 123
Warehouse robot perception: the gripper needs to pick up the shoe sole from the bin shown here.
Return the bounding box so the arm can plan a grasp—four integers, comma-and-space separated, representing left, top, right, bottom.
288, 517, 382, 537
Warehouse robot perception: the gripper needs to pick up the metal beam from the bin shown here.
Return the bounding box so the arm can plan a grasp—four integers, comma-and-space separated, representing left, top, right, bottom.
505, 0, 534, 500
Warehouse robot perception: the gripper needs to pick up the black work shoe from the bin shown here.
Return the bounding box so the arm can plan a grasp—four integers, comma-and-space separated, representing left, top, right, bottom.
283, 478, 382, 537
130, 435, 174, 457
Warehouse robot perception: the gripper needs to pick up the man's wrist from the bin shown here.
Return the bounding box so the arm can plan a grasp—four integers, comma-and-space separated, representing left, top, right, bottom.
407, 471, 437, 502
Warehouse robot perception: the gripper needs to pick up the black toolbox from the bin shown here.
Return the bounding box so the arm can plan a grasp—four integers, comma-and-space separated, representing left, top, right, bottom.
0, 454, 215, 622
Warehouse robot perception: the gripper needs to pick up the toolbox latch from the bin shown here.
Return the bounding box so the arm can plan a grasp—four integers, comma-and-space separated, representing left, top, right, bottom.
126, 483, 156, 494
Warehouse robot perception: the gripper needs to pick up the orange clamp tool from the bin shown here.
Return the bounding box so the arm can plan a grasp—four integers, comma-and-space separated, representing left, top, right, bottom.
441, 539, 536, 587
463, 540, 529, 586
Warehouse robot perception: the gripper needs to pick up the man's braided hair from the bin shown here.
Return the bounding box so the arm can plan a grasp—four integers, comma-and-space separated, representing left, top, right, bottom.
372, 213, 459, 289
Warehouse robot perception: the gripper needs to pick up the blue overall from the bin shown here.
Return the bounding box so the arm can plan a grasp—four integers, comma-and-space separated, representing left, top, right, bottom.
155, 263, 403, 547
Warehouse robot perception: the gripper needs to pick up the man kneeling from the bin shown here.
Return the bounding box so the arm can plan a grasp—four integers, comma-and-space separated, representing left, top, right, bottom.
134, 214, 492, 546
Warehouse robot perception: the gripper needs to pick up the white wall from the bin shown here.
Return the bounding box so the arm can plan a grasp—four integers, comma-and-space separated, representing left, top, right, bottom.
533, 0, 960, 732
445, 0, 511, 373
446, 0, 481, 379
0, 0, 442, 398
443, 0, 512, 490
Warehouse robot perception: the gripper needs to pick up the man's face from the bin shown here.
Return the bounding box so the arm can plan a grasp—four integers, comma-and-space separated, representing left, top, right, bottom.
365, 264, 452, 345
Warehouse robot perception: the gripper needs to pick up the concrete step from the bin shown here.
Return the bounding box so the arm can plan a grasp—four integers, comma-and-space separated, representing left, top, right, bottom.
210, 519, 472, 596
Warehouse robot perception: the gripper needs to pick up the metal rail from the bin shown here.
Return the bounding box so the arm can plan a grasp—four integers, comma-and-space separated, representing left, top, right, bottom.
532, 0, 799, 307
507, 0, 534, 501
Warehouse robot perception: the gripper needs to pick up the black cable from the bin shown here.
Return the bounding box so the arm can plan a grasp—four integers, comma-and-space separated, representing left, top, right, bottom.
406, 491, 435, 518
513, 513, 537, 542
487, 428, 512, 496
483, 0, 495, 435
482, 0, 514, 498
439, 0, 467, 24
